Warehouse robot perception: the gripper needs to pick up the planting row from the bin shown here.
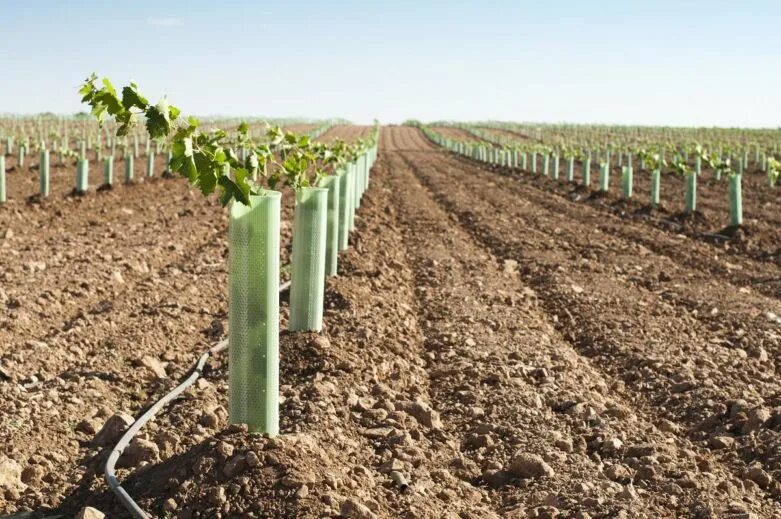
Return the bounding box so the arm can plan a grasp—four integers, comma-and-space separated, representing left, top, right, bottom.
422, 125, 779, 254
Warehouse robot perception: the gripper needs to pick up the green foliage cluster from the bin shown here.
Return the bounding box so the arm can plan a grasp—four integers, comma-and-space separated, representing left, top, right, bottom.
79, 74, 377, 206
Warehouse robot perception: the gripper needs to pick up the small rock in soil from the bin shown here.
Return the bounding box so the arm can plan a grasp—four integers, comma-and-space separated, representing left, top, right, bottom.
743, 466, 772, 488
162, 498, 178, 512
710, 436, 736, 449
93, 412, 134, 446
75, 507, 105, 519
246, 450, 261, 467
341, 498, 378, 519
223, 454, 246, 478
0, 457, 24, 491
508, 452, 555, 479
118, 438, 160, 468
136, 355, 167, 379
205, 485, 227, 505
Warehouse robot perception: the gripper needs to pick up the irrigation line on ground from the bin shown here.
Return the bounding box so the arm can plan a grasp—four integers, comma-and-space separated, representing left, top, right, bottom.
106, 279, 292, 519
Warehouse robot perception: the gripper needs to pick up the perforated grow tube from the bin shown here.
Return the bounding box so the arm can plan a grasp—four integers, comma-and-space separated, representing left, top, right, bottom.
319, 175, 341, 276
599, 163, 610, 192
104, 157, 114, 187
650, 169, 660, 206
40, 150, 50, 198
338, 168, 352, 251
76, 159, 89, 194
228, 191, 281, 436
583, 157, 591, 186
685, 170, 697, 213
622, 166, 633, 199
0, 156, 5, 204
729, 174, 742, 226
289, 187, 329, 332
125, 155, 134, 183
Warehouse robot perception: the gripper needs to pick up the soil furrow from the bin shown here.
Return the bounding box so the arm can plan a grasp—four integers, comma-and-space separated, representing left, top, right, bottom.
394, 129, 781, 507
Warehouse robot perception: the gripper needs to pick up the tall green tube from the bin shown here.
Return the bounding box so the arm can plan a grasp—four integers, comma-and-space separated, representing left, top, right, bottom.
338, 169, 352, 251
319, 175, 341, 276
695, 156, 701, 176
289, 187, 328, 332
651, 169, 660, 206
18, 145, 25, 168
228, 191, 280, 436
583, 158, 591, 186
104, 157, 114, 187
0, 156, 5, 204
566, 158, 574, 181
599, 163, 609, 192
347, 165, 357, 233
521, 153, 527, 170
40, 150, 50, 198
552, 155, 560, 180
531, 153, 537, 174
353, 159, 362, 210
125, 155, 134, 183
685, 171, 697, 214
76, 159, 88, 194
146, 153, 154, 178
622, 166, 633, 199
543, 154, 549, 177
729, 174, 743, 226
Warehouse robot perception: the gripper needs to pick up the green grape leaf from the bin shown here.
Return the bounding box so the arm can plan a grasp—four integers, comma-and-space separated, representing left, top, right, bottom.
122, 84, 149, 111
218, 167, 251, 206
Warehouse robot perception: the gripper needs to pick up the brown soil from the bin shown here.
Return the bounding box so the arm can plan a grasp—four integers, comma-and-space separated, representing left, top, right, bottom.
0, 126, 779, 518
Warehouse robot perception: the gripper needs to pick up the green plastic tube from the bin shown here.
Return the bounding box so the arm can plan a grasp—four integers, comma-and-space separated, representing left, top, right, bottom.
521, 153, 527, 170
599, 163, 609, 192
319, 175, 341, 276
125, 155, 134, 183
289, 187, 328, 332
338, 169, 351, 251
583, 158, 591, 186
347, 165, 357, 233
531, 153, 537, 173
729, 174, 742, 226
566, 158, 574, 181
40, 150, 50, 198
353, 160, 362, 210
552, 155, 560, 180
363, 152, 370, 191
651, 169, 661, 206
0, 156, 5, 204
685, 171, 697, 213
147, 153, 154, 178
18, 145, 25, 168
76, 159, 88, 194
622, 166, 633, 198
228, 191, 280, 436
543, 154, 549, 177
133, 135, 139, 158
695, 156, 701, 176
104, 157, 114, 187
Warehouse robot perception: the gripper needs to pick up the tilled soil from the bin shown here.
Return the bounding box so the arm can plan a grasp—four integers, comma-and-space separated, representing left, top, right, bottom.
0, 126, 779, 518
472, 127, 780, 261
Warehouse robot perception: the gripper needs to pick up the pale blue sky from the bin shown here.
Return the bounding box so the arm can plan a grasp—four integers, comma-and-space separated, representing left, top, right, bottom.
1, 0, 779, 126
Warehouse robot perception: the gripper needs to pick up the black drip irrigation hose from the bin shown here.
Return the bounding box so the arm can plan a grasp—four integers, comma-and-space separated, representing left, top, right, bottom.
105, 279, 291, 519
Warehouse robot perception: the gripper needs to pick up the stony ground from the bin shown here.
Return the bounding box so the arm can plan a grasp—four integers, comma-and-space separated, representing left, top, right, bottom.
0, 126, 779, 518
